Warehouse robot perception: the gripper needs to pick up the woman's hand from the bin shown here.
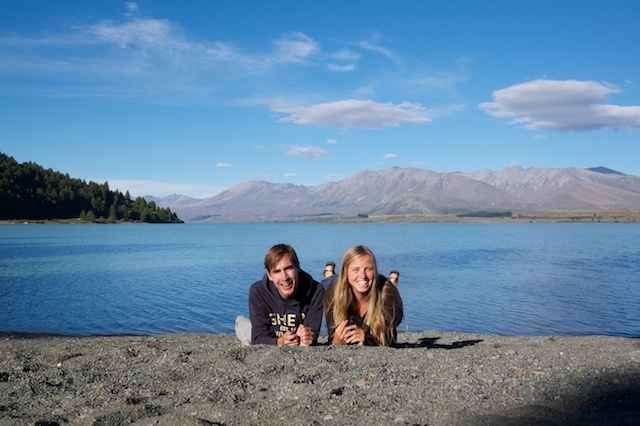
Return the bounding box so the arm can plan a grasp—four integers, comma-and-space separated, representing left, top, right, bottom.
331, 320, 365, 346
342, 323, 365, 346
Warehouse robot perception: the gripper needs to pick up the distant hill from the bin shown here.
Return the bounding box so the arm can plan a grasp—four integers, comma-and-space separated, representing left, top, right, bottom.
151, 166, 640, 222
144, 194, 195, 206
0, 153, 183, 223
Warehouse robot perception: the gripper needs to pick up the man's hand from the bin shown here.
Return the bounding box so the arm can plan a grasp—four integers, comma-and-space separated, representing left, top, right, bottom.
277, 331, 300, 346
296, 324, 315, 346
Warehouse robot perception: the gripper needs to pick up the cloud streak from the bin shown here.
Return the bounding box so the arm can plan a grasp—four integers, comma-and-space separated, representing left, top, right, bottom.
0, 15, 322, 100
287, 145, 330, 157
479, 79, 640, 132
0, 4, 465, 115
272, 99, 431, 129
271, 32, 318, 64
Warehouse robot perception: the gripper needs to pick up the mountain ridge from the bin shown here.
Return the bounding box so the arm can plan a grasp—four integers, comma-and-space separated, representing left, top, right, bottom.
147, 166, 640, 222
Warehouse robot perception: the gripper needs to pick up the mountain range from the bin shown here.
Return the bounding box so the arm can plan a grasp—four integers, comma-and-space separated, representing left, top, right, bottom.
146, 166, 640, 222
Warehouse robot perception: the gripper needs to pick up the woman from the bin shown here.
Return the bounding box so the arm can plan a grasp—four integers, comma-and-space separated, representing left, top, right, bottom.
323, 246, 403, 346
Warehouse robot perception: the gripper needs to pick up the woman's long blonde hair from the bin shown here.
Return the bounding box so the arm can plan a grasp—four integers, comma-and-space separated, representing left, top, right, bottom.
328, 245, 395, 346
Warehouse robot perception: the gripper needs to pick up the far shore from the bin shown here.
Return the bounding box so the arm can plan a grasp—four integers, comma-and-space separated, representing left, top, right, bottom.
304, 207, 640, 224
2, 207, 640, 224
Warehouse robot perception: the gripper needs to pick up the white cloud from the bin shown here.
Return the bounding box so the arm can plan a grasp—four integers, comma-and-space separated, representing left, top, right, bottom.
326, 139, 338, 144
284, 172, 300, 178
125, 2, 139, 16
382, 153, 397, 159
107, 179, 224, 199
326, 63, 356, 72
326, 48, 360, 72
215, 163, 232, 168
357, 40, 393, 59
0, 11, 323, 100
324, 173, 340, 181
333, 48, 360, 61
272, 32, 318, 64
287, 145, 330, 157
79, 18, 254, 73
0, 13, 257, 100
0, 4, 467, 118
272, 99, 431, 129
479, 79, 640, 131
85, 17, 173, 49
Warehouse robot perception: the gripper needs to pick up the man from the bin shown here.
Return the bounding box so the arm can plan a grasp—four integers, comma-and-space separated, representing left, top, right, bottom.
323, 261, 336, 279
388, 270, 400, 286
320, 261, 337, 288
247, 244, 324, 346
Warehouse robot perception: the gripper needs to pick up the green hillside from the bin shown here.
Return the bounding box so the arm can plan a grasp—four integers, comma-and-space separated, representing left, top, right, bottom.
0, 153, 182, 223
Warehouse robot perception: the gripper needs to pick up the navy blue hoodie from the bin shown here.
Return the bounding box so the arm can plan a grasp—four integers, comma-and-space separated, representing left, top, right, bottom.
249, 269, 324, 345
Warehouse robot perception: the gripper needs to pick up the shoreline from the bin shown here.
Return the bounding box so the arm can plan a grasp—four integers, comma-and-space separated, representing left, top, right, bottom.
2, 331, 638, 425
299, 207, 640, 224
2, 207, 640, 224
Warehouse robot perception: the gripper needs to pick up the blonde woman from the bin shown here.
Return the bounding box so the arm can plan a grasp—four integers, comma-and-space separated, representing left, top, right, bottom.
323, 246, 403, 346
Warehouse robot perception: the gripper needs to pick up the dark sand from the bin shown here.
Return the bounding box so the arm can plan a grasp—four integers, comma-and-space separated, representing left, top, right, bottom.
1, 331, 639, 425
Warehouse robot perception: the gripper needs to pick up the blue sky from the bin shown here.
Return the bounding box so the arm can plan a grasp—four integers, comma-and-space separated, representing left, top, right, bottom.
2, 1, 639, 198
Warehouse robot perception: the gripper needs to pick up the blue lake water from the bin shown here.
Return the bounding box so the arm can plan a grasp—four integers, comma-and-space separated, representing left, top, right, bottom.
0, 222, 638, 337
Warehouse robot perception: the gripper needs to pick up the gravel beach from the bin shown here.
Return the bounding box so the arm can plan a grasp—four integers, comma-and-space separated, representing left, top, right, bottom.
1, 331, 639, 426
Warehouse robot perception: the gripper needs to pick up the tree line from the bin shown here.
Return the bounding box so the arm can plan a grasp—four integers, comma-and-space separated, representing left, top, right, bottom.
456, 211, 513, 218
0, 153, 183, 223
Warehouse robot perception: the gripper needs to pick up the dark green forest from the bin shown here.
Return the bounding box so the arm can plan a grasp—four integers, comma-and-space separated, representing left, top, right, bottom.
456, 211, 513, 218
0, 153, 183, 223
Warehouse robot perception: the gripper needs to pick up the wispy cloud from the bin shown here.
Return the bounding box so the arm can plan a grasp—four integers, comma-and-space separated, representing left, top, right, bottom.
215, 163, 232, 168
479, 79, 640, 132
382, 153, 397, 159
326, 139, 338, 144
0, 11, 320, 100
125, 2, 139, 16
272, 99, 431, 129
287, 145, 330, 157
326, 63, 357, 72
324, 173, 340, 181
284, 172, 300, 178
326, 48, 360, 72
333, 48, 361, 61
271, 32, 318, 64
0, 14, 252, 100
357, 39, 393, 59
0, 3, 466, 119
